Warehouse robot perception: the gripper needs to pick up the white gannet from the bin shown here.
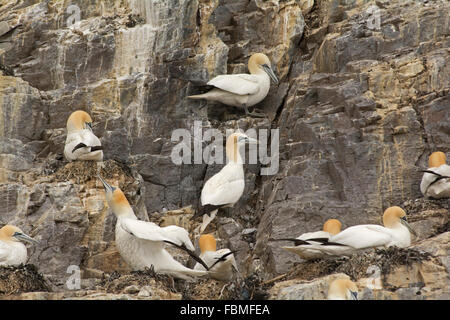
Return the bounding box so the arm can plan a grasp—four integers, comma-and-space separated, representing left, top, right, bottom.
327, 278, 358, 300
188, 53, 279, 117
98, 176, 210, 281
301, 206, 416, 257
0, 225, 38, 266
64, 110, 103, 162
192, 132, 258, 220
193, 234, 238, 282
420, 151, 450, 199
277, 219, 342, 260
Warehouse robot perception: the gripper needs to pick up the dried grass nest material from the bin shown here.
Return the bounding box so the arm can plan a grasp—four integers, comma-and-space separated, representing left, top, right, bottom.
0, 264, 51, 295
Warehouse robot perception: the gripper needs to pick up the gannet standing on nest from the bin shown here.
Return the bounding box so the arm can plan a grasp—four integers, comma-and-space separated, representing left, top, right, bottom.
188, 53, 279, 117
194, 234, 238, 282
64, 110, 103, 161
98, 176, 211, 281
327, 278, 358, 300
299, 206, 416, 257
192, 132, 258, 220
273, 219, 342, 260
0, 225, 38, 266
420, 151, 450, 199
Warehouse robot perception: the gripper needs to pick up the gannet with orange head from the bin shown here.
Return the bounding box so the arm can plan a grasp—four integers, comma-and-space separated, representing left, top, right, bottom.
420, 151, 450, 199
188, 53, 278, 117
192, 132, 258, 219
300, 206, 416, 257
327, 278, 358, 300
193, 234, 238, 281
64, 110, 103, 161
98, 176, 209, 281
0, 225, 38, 266
277, 219, 343, 260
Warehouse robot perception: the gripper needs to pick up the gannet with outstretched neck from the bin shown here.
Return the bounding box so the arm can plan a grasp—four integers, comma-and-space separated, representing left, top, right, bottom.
192, 132, 258, 219
276, 219, 342, 260
64, 110, 103, 161
327, 278, 358, 300
0, 225, 38, 266
300, 206, 416, 257
188, 53, 278, 117
98, 176, 209, 281
420, 151, 450, 199
193, 234, 238, 281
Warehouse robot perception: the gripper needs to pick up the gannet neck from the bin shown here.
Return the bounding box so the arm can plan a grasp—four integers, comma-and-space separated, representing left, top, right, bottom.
429, 151, 446, 168
226, 134, 244, 164
199, 234, 217, 253
67, 110, 92, 133
323, 219, 342, 235
328, 279, 357, 300
110, 189, 137, 219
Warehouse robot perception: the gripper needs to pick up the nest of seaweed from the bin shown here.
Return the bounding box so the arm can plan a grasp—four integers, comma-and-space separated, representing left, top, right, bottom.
0, 264, 51, 295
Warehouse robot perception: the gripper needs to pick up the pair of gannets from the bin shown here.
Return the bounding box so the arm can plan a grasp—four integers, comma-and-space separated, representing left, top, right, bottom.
99, 176, 235, 281
188, 53, 278, 117
64, 110, 103, 161
193, 132, 258, 220
279, 207, 415, 258
420, 151, 450, 199
327, 278, 358, 300
0, 225, 38, 266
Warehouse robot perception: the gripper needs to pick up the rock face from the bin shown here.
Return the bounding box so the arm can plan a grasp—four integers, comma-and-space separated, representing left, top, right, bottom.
0, 0, 448, 299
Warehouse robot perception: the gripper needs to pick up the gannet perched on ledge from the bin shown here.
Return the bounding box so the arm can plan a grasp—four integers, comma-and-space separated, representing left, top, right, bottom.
98, 176, 210, 281
275, 219, 342, 260
327, 278, 358, 300
192, 132, 258, 220
420, 151, 450, 199
193, 234, 238, 282
300, 206, 416, 257
64, 110, 103, 161
188, 53, 278, 117
0, 225, 38, 266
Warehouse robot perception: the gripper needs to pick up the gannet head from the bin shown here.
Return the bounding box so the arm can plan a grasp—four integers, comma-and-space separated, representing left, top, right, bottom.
383, 206, 416, 236
199, 234, 217, 253
226, 132, 258, 163
0, 225, 38, 244
67, 110, 93, 133
428, 151, 446, 168
328, 278, 358, 300
323, 219, 342, 235
248, 53, 279, 84
98, 176, 134, 218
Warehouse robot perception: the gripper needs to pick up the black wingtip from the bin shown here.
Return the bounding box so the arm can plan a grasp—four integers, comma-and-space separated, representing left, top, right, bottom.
163, 240, 210, 271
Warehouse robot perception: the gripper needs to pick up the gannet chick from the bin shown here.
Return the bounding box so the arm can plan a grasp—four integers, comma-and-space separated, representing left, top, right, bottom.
302, 206, 416, 257
192, 132, 258, 220
188, 53, 278, 117
278, 219, 342, 260
98, 176, 209, 281
64, 110, 103, 161
327, 278, 358, 300
193, 234, 238, 282
0, 225, 38, 266
420, 151, 450, 199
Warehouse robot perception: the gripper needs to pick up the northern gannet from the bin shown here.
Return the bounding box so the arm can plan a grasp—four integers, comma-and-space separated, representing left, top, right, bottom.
0, 225, 38, 266
420, 151, 450, 199
64, 110, 103, 161
327, 278, 358, 300
276, 219, 342, 260
192, 132, 258, 220
301, 206, 416, 257
98, 176, 210, 281
188, 53, 279, 117
193, 234, 238, 282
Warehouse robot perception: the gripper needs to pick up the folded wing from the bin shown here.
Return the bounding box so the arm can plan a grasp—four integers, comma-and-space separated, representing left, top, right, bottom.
208, 74, 260, 96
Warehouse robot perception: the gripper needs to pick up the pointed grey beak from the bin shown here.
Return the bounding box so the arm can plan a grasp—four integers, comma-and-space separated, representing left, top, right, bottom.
350, 291, 358, 300
246, 137, 259, 145
98, 175, 114, 193
262, 64, 279, 84
401, 217, 417, 237
14, 232, 39, 244
86, 122, 93, 131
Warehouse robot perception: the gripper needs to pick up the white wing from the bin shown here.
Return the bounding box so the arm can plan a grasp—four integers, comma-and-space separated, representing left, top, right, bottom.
328, 225, 392, 249
298, 230, 332, 241
64, 129, 102, 160
208, 74, 260, 96
0, 242, 10, 264
120, 219, 194, 250
420, 164, 450, 198
201, 178, 245, 206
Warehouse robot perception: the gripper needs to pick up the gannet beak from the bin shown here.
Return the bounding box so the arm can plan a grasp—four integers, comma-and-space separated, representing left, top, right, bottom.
246, 137, 259, 145
86, 122, 93, 131
400, 217, 417, 237
350, 291, 358, 300
262, 64, 279, 84
14, 232, 39, 244
98, 175, 113, 193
